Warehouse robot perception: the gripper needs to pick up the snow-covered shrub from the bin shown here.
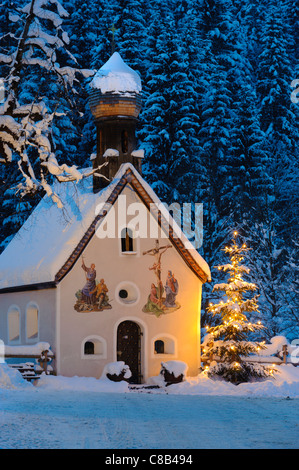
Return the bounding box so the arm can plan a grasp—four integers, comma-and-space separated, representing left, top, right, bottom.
101, 361, 132, 382
160, 361, 188, 386
207, 361, 275, 385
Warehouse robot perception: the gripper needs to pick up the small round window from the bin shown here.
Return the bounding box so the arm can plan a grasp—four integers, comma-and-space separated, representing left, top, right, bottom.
119, 289, 128, 299
116, 282, 139, 305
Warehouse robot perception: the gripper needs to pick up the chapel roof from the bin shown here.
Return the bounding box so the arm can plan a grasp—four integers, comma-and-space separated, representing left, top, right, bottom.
0, 164, 211, 292
90, 52, 142, 95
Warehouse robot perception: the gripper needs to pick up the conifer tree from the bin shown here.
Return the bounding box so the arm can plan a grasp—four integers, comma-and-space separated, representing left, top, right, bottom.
115, 0, 147, 73
245, 222, 288, 339
203, 232, 276, 384
138, 6, 174, 201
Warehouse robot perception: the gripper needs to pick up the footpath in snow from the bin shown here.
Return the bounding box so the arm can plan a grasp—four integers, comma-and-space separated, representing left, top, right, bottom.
0, 362, 299, 449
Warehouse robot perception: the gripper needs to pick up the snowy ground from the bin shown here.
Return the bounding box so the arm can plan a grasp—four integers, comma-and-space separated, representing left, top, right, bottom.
0, 364, 299, 450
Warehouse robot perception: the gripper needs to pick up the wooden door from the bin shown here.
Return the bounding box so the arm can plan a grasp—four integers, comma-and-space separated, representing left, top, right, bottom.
117, 321, 141, 384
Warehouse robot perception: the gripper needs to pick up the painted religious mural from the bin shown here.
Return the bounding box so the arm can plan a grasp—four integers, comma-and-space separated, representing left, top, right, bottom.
142, 240, 180, 317
74, 258, 112, 312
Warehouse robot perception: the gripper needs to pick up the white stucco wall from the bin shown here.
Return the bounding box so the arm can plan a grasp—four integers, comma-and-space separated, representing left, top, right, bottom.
0, 288, 57, 355
58, 186, 203, 381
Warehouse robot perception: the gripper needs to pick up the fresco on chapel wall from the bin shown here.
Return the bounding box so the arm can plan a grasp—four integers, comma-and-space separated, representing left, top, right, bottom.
74, 257, 112, 312
142, 240, 180, 318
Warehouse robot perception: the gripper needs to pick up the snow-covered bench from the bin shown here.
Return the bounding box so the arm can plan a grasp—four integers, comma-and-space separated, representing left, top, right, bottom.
2, 342, 54, 381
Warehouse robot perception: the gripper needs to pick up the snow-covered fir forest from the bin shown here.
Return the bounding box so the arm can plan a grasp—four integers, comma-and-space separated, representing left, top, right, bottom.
0, 0, 298, 340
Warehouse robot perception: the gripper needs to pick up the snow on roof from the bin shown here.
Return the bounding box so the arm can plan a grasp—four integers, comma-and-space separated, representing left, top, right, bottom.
0, 163, 210, 289
0, 170, 100, 289
90, 52, 142, 95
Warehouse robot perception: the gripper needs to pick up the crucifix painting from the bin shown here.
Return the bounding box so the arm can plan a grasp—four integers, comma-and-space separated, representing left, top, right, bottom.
142, 240, 180, 317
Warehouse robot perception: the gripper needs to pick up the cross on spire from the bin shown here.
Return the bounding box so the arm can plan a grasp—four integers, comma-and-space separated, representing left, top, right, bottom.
109, 23, 118, 54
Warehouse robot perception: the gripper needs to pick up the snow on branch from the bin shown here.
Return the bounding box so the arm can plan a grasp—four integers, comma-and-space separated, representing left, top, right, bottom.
21, 0, 68, 28
0, 0, 99, 208
15, 157, 109, 205
41, 155, 108, 184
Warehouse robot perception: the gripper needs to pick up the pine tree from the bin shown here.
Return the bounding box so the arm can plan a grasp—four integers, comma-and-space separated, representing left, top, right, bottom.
245, 221, 289, 339
284, 237, 299, 339
62, 0, 108, 165
256, 0, 299, 238
229, 59, 270, 224
203, 231, 276, 384
115, 0, 147, 72
138, 6, 174, 201
140, 5, 203, 203
0, 164, 38, 252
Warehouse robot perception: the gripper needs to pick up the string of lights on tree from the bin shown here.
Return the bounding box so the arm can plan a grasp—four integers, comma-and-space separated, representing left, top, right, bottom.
202, 231, 277, 384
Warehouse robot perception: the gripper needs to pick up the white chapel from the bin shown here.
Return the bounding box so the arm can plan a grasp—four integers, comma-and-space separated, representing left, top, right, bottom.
0, 52, 210, 383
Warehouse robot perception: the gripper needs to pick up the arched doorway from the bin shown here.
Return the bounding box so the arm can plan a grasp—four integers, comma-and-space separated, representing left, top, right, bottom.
117, 320, 142, 384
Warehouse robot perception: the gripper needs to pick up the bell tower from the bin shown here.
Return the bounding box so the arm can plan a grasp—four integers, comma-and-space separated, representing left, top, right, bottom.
89, 52, 143, 192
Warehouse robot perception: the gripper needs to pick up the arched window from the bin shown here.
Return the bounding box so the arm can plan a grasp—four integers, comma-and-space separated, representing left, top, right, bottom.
8, 306, 20, 343
84, 341, 94, 355
121, 130, 128, 153
152, 335, 176, 356
154, 340, 165, 354
121, 227, 134, 252
82, 336, 107, 359
26, 303, 39, 341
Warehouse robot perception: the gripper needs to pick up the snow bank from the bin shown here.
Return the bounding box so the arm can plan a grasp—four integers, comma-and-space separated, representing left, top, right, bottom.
2, 362, 299, 397
166, 365, 299, 398
0, 363, 32, 390
36, 361, 131, 392
4, 342, 52, 356
36, 373, 129, 393
90, 52, 141, 95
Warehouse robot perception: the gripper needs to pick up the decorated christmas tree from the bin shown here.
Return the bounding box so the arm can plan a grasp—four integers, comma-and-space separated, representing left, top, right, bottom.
203, 231, 276, 384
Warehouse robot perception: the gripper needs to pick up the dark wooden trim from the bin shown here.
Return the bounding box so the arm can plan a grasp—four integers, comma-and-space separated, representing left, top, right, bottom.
0, 281, 57, 294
